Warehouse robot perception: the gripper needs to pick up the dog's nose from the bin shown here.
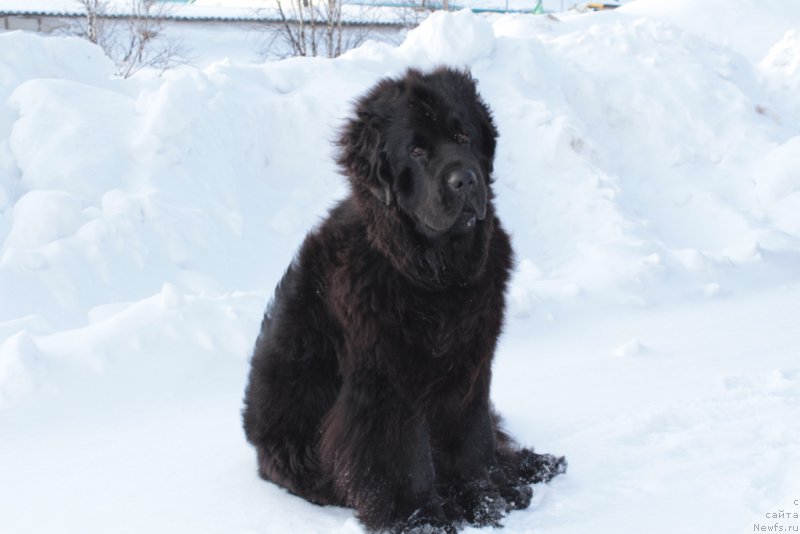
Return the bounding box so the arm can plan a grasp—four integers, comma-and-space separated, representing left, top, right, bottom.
446, 169, 478, 192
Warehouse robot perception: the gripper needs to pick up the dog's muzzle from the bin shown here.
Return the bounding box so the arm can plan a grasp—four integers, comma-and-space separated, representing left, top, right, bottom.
446, 168, 487, 224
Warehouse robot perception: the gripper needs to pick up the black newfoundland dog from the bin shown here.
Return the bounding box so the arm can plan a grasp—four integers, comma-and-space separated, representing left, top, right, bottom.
243, 67, 566, 533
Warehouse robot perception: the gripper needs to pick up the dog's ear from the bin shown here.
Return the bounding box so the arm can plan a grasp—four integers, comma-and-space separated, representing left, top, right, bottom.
373, 150, 393, 206
476, 97, 498, 182
454, 69, 498, 182
337, 87, 395, 206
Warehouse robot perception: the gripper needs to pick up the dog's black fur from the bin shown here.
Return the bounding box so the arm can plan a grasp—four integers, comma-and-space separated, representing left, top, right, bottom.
242, 67, 566, 533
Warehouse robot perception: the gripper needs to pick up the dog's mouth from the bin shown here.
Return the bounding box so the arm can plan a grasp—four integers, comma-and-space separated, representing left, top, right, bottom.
417, 209, 479, 238
460, 210, 479, 228
450, 206, 484, 233
414, 194, 487, 238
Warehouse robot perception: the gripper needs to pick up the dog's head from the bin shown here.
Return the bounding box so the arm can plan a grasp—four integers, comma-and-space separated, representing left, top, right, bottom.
338, 67, 498, 240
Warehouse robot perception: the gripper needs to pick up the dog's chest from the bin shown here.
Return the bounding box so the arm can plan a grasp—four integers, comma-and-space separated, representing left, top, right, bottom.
400, 288, 485, 358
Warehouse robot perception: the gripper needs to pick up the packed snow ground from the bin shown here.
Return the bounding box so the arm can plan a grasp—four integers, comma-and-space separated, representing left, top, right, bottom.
2, 1, 800, 533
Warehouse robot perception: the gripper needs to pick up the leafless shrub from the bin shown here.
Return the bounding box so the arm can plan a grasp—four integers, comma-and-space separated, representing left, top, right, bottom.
259, 0, 373, 59
76, 0, 188, 78
77, 0, 111, 45
392, 1, 435, 28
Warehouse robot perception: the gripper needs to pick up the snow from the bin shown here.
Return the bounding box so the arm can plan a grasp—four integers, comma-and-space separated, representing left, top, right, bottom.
2, 2, 800, 533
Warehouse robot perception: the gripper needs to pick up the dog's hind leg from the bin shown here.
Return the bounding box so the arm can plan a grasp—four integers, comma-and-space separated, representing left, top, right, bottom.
254, 441, 339, 506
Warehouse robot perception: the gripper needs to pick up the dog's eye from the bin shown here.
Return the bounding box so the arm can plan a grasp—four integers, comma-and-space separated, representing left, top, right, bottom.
455, 132, 471, 144
410, 146, 426, 158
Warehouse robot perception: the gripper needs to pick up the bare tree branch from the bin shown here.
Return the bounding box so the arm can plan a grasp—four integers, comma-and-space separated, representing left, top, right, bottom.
75, 0, 188, 78
259, 0, 376, 59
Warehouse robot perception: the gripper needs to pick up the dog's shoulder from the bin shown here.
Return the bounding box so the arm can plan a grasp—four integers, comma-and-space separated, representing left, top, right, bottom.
302, 196, 372, 268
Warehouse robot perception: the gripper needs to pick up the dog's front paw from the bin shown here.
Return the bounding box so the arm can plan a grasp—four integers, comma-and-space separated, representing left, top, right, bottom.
454, 480, 509, 528
515, 449, 567, 485
394, 503, 456, 534
496, 479, 533, 510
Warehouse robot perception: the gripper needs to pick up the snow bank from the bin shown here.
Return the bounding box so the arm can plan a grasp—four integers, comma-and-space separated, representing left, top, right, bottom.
399, 9, 496, 66
2, 2, 800, 533
619, 0, 800, 61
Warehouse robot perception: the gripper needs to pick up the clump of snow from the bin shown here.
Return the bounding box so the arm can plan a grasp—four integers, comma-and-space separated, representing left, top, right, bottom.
752, 136, 800, 237
0, 331, 44, 407
5, 190, 86, 248
703, 282, 722, 298
399, 9, 496, 67
2, 4, 800, 534
612, 338, 647, 358
762, 29, 800, 80
159, 282, 185, 310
